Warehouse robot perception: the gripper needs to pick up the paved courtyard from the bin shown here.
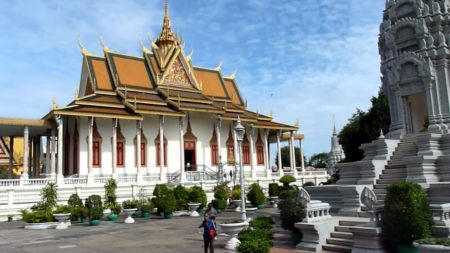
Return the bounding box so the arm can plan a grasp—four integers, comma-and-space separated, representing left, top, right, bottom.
0, 208, 298, 253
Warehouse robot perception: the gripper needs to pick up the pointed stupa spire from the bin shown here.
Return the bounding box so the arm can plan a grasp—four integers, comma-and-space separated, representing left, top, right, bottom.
333, 115, 337, 136
156, 0, 179, 47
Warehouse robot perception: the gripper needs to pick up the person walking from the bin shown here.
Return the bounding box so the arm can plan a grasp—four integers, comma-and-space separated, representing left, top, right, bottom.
198, 213, 216, 253
204, 202, 217, 220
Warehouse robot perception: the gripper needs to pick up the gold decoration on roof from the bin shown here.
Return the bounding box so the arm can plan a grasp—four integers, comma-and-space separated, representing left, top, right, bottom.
99, 37, 111, 52
295, 119, 300, 128
213, 60, 223, 71
52, 97, 58, 109
227, 66, 237, 79
77, 37, 89, 55
165, 58, 191, 87
156, 0, 179, 47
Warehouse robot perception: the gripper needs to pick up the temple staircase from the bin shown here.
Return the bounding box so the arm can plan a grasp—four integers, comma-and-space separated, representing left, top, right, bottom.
373, 134, 418, 203
322, 220, 367, 253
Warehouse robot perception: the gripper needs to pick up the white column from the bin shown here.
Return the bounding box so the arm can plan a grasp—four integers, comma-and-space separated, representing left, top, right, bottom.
299, 139, 305, 174
21, 126, 29, 180
249, 127, 256, 179
8, 137, 14, 179
233, 121, 238, 178
159, 116, 166, 182
36, 137, 41, 177
50, 127, 56, 178
276, 130, 283, 177
45, 136, 51, 176
87, 117, 94, 183
136, 120, 143, 183
215, 117, 222, 165
179, 117, 186, 182
290, 131, 298, 178
112, 119, 118, 178
56, 116, 64, 183
263, 130, 271, 179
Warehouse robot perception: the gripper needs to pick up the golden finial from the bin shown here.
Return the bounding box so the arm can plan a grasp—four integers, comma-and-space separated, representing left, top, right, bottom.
244, 98, 248, 108
186, 48, 194, 61
77, 37, 88, 55
140, 40, 151, 54
74, 89, 79, 99
156, 0, 178, 45
52, 97, 58, 109
99, 36, 110, 52
213, 60, 223, 71
227, 66, 237, 79
147, 33, 159, 49
295, 119, 300, 128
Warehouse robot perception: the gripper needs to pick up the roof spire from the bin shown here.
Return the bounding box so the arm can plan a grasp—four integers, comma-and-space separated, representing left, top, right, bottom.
156, 0, 179, 46
333, 115, 337, 136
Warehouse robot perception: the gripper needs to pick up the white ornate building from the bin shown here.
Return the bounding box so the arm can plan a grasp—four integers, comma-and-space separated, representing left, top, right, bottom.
326, 122, 345, 175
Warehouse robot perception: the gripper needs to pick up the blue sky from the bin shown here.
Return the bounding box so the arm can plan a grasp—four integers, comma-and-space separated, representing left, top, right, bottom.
0, 0, 385, 158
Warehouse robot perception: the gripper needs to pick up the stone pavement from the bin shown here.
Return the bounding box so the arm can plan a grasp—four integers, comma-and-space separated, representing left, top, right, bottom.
0, 208, 300, 253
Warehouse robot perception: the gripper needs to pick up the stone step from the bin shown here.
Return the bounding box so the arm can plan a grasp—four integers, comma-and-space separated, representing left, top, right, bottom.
379, 173, 407, 179
326, 238, 353, 247
358, 211, 371, 218
381, 167, 406, 174
373, 184, 389, 189
385, 163, 407, 168
376, 178, 405, 185
339, 220, 367, 226
335, 225, 353, 233
272, 233, 292, 242
322, 244, 352, 253
330, 231, 353, 239
373, 188, 386, 194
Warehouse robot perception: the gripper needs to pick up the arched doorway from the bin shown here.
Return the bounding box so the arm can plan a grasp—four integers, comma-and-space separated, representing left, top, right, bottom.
184, 118, 197, 171
404, 92, 428, 133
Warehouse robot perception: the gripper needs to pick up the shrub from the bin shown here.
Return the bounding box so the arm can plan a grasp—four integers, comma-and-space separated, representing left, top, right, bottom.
68, 194, 83, 207
382, 182, 433, 248
237, 215, 273, 253
174, 185, 189, 210
237, 238, 271, 253
417, 238, 450, 246
77, 206, 89, 219
122, 199, 139, 209
268, 183, 279, 197
303, 181, 315, 187
152, 185, 176, 213
322, 170, 340, 185
249, 216, 273, 230
86, 194, 103, 220
247, 183, 265, 207
231, 185, 241, 200
33, 182, 58, 212
54, 205, 72, 214
278, 188, 305, 231
104, 178, 118, 209
214, 185, 229, 200
89, 207, 103, 220
139, 199, 154, 213
212, 199, 227, 210
188, 186, 207, 207
21, 209, 54, 223
110, 203, 122, 215
279, 175, 296, 188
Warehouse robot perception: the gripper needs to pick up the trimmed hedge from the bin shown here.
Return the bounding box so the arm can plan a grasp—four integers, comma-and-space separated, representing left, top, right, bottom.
382, 182, 433, 248
237, 216, 273, 253
268, 183, 279, 197
247, 183, 265, 207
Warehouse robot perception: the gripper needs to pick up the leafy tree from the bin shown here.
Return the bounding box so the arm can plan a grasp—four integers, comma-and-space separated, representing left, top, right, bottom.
274, 147, 302, 168
339, 90, 390, 162
308, 152, 328, 168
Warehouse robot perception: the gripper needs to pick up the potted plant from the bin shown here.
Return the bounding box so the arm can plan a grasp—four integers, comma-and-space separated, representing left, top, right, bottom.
279, 175, 296, 189
122, 199, 139, 223
152, 184, 171, 215
188, 186, 207, 213
382, 182, 433, 253
220, 220, 249, 250
268, 183, 279, 207
247, 183, 265, 209
109, 203, 122, 221
22, 182, 59, 229
212, 185, 229, 214
278, 187, 304, 244
174, 185, 189, 211
139, 199, 153, 218
78, 206, 89, 223
231, 185, 242, 210
53, 205, 72, 230
7, 214, 13, 222
104, 179, 118, 221
67, 193, 83, 222
86, 194, 103, 226
413, 238, 450, 252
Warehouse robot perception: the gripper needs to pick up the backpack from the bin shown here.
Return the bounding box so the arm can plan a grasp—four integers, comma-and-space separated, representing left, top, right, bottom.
206, 220, 217, 238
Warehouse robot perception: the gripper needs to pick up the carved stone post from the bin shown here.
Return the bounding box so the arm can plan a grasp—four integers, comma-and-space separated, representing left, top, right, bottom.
276, 130, 283, 178
159, 116, 166, 182
179, 116, 186, 182
21, 126, 29, 180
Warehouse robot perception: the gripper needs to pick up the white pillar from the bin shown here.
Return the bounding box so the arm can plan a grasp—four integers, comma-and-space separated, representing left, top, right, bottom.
276, 130, 284, 178
215, 117, 222, 165
179, 117, 186, 182
87, 117, 94, 183
36, 136, 41, 177
263, 130, 271, 179
56, 116, 64, 183
8, 137, 14, 179
21, 126, 29, 180
50, 127, 56, 178
299, 139, 305, 174
249, 127, 256, 179
233, 121, 238, 178
159, 116, 166, 182
136, 120, 143, 183
290, 131, 298, 178
46, 135, 51, 176
112, 119, 118, 178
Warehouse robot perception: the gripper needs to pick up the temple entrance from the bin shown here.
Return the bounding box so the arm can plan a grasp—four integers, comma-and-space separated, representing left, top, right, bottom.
405, 92, 428, 133
183, 117, 197, 171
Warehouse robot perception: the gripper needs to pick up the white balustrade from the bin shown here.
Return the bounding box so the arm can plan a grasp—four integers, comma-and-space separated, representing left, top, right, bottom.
0, 179, 20, 187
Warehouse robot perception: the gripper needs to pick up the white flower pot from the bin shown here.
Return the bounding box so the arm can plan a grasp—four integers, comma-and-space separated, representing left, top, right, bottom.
413, 242, 450, 253
270, 196, 279, 208
188, 203, 200, 217
219, 221, 248, 250
123, 208, 137, 224
233, 200, 242, 211
53, 213, 71, 230
24, 222, 59, 230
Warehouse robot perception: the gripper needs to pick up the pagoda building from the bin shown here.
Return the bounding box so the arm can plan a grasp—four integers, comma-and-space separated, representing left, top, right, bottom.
0, 1, 305, 183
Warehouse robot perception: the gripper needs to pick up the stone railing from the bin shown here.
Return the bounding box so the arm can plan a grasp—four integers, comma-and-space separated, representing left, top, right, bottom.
430, 203, 450, 226
64, 177, 87, 185
142, 174, 160, 182
304, 201, 332, 223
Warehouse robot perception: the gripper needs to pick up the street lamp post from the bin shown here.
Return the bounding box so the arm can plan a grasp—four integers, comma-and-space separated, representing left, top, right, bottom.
234, 117, 247, 221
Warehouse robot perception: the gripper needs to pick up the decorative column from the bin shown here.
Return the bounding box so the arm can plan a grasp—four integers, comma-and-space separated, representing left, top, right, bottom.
21, 126, 29, 180
87, 117, 94, 184
179, 117, 186, 182
50, 127, 56, 178
136, 120, 143, 183
35, 136, 41, 177
290, 131, 298, 178
276, 130, 284, 177
299, 139, 305, 174
112, 119, 118, 179
45, 135, 50, 176
233, 121, 239, 178
8, 137, 13, 179
249, 127, 256, 179
29, 138, 33, 176
159, 116, 166, 182
56, 116, 64, 183
263, 130, 271, 179
215, 117, 222, 166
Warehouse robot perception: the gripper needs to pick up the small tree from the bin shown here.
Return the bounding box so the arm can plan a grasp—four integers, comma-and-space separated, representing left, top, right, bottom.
104, 178, 118, 209
188, 186, 207, 208
268, 183, 279, 197
247, 183, 265, 207
382, 182, 433, 249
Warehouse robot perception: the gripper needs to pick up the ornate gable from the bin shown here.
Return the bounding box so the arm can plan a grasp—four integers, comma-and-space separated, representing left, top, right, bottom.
0, 138, 12, 165
164, 57, 192, 88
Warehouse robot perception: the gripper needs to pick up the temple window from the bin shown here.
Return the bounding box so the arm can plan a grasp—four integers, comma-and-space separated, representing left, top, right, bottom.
226, 126, 235, 165
134, 129, 147, 167
73, 122, 79, 174
210, 127, 218, 165
155, 134, 167, 166
395, 25, 418, 53
64, 125, 70, 175
256, 131, 264, 165
116, 123, 125, 167
242, 133, 250, 165
92, 121, 102, 167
